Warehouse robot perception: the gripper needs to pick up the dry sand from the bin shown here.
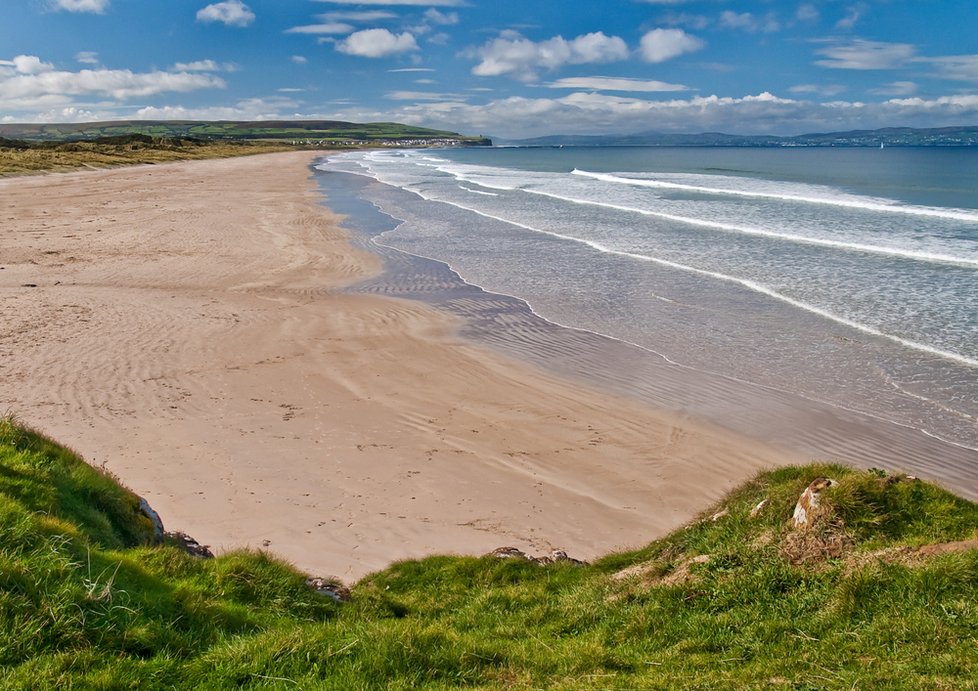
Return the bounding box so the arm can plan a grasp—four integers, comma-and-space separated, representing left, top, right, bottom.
0, 151, 799, 580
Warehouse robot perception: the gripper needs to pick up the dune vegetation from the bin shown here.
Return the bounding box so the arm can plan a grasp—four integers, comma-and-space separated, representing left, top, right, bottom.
0, 135, 293, 177
2, 416, 978, 688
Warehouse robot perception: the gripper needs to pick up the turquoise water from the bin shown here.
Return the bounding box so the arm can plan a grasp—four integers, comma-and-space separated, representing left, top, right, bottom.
316, 147, 978, 453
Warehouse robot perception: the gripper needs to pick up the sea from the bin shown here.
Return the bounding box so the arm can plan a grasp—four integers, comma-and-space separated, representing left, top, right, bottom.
313, 146, 978, 489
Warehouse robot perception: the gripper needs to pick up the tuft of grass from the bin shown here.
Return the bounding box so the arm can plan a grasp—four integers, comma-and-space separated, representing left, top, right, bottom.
2, 418, 978, 688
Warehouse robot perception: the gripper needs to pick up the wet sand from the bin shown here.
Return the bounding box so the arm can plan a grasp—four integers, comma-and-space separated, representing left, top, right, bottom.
0, 151, 959, 582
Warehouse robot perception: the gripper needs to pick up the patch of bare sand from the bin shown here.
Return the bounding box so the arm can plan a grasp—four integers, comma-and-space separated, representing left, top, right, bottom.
0, 152, 800, 581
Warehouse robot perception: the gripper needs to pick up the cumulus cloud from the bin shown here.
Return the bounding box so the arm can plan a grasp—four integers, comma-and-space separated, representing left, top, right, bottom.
135, 97, 299, 122
0, 55, 224, 111
814, 39, 915, 70
546, 76, 689, 92
336, 29, 418, 57
291, 55, 309, 64
393, 90, 978, 139
50, 0, 109, 14
4, 55, 55, 75
639, 28, 705, 63
196, 1, 255, 28
470, 31, 629, 81
75, 51, 99, 65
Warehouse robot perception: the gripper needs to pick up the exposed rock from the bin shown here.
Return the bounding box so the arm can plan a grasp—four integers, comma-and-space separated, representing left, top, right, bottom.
137, 496, 165, 543
166, 531, 214, 559
306, 577, 351, 603
487, 546, 587, 566
533, 549, 587, 566
489, 546, 530, 560
792, 477, 836, 528
750, 499, 768, 518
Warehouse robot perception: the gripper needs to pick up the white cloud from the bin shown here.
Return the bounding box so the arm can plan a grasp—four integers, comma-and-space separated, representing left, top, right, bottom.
814, 39, 915, 70
546, 76, 689, 92
719, 11, 780, 33
639, 28, 705, 63
336, 29, 419, 58
291, 55, 309, 65
196, 1, 255, 28
385, 90, 465, 101
134, 98, 298, 122
7, 55, 55, 75
75, 51, 99, 65
50, 0, 109, 14
835, 4, 865, 30
172, 60, 238, 72
922, 54, 978, 83
424, 9, 458, 25
470, 31, 628, 81
320, 11, 397, 22
388, 68, 435, 73
870, 81, 917, 96
0, 56, 224, 111
285, 22, 354, 35
788, 83, 847, 97
796, 4, 819, 22
314, 0, 463, 5
660, 12, 710, 30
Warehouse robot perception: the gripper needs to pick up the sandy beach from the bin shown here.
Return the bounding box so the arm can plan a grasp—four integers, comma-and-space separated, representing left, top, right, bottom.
2, 151, 804, 580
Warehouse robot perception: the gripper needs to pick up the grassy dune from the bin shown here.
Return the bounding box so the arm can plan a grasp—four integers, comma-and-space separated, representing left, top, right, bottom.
0, 136, 293, 176
2, 417, 978, 688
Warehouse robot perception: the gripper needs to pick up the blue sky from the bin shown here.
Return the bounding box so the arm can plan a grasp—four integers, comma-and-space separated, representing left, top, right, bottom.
2, 0, 977, 138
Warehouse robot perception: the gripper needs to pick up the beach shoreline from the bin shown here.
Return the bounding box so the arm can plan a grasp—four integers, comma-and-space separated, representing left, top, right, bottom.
0, 151, 957, 581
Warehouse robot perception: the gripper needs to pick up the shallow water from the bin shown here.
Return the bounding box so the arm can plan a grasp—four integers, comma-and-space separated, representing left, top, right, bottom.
313, 148, 978, 495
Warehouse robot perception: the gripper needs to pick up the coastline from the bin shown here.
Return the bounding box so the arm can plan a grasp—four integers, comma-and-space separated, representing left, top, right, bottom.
0, 151, 950, 581
322, 167, 978, 496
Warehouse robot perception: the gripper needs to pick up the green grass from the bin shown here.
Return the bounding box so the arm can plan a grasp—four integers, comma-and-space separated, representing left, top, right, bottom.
2, 417, 978, 688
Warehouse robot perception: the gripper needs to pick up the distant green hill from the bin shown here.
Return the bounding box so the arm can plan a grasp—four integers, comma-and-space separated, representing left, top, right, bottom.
3, 416, 978, 688
0, 120, 492, 146
511, 125, 978, 147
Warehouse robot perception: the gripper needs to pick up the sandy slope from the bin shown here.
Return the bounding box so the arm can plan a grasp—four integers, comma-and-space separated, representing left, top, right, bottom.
0, 151, 797, 580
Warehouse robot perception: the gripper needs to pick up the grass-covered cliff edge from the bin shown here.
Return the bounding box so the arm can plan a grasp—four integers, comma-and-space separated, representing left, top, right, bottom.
2, 417, 977, 689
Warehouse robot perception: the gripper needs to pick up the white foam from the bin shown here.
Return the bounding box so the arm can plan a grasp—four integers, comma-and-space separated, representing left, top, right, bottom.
459, 185, 499, 197
573, 169, 978, 223
523, 189, 978, 268
411, 194, 978, 370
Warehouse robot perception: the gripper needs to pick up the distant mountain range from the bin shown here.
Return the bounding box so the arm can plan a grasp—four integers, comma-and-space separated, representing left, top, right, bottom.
506, 126, 978, 148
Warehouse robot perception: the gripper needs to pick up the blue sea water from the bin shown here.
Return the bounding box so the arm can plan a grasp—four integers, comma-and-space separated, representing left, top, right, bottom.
315, 147, 978, 454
